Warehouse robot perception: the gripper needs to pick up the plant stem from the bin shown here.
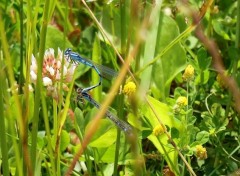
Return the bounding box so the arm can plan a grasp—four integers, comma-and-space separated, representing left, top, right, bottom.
0, 53, 10, 176
0, 10, 24, 176
19, 0, 24, 93
31, 0, 50, 170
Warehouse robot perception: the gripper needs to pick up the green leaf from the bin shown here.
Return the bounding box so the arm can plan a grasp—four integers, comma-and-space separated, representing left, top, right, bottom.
91, 135, 131, 163
89, 128, 117, 147
97, 143, 131, 164
59, 130, 70, 152
103, 163, 114, 176
142, 96, 182, 175
171, 127, 180, 139
140, 2, 163, 95
152, 14, 186, 98
37, 131, 47, 149
197, 159, 205, 168
88, 119, 117, 147
210, 103, 229, 133
212, 19, 231, 40
196, 131, 209, 144
9, 93, 34, 123
46, 25, 73, 51
142, 96, 182, 131
174, 87, 187, 98
74, 107, 85, 134
228, 47, 239, 61
195, 70, 210, 84
187, 125, 200, 145
197, 48, 212, 70
97, 146, 116, 163
187, 115, 197, 125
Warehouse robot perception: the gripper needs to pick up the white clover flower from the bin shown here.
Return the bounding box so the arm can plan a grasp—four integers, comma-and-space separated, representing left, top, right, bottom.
30, 70, 37, 82
30, 48, 76, 100
43, 77, 52, 86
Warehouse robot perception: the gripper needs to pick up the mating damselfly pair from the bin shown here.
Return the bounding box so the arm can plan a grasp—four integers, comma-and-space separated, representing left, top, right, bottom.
64, 48, 133, 134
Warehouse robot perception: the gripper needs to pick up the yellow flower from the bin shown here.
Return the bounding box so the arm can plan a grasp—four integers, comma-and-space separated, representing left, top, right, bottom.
176, 96, 188, 107
216, 74, 223, 85
209, 129, 216, 135
196, 145, 207, 160
216, 73, 228, 89
153, 125, 165, 136
183, 64, 194, 81
123, 81, 136, 96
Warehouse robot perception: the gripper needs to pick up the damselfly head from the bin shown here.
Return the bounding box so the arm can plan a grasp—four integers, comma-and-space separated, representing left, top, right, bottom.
64, 48, 72, 56
75, 87, 85, 104
64, 48, 72, 62
76, 87, 83, 95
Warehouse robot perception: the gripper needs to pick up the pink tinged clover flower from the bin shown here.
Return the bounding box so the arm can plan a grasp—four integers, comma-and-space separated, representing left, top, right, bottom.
30, 48, 76, 100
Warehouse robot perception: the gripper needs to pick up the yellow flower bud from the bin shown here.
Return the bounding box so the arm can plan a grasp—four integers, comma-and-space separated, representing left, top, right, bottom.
153, 125, 165, 136
196, 145, 207, 160
176, 96, 188, 107
123, 81, 136, 96
183, 64, 194, 81
209, 129, 216, 135
216, 73, 228, 89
